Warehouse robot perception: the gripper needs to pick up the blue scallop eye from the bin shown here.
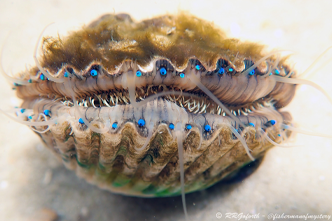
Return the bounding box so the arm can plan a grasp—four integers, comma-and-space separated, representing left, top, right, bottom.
228, 68, 233, 72
180, 73, 185, 78
40, 74, 45, 80
248, 122, 255, 127
186, 124, 192, 130
218, 68, 225, 75
169, 123, 175, 130
112, 122, 118, 129
277, 134, 281, 137
195, 65, 200, 70
269, 72, 272, 76
160, 67, 167, 75
136, 70, 142, 77
28, 79, 32, 83
269, 120, 276, 125
90, 69, 98, 77
43, 109, 50, 116
64, 71, 69, 77
249, 69, 255, 75
138, 119, 145, 127
78, 118, 84, 124
20, 109, 26, 113
28, 116, 33, 120
204, 124, 211, 132
274, 69, 280, 75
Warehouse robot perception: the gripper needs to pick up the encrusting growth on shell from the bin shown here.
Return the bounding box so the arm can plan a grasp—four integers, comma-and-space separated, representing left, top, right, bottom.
40, 13, 270, 73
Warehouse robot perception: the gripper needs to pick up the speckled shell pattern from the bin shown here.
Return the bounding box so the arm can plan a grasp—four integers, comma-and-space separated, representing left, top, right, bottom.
14, 13, 295, 197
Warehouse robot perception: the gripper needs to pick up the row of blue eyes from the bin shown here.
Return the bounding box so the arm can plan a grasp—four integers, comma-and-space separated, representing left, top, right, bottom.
85, 66, 278, 77
27, 66, 280, 83
135, 68, 187, 78
28, 109, 276, 132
